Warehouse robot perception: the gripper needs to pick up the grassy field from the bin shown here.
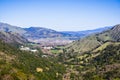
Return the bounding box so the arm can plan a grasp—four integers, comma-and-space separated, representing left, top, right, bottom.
50, 46, 64, 54
51, 49, 61, 54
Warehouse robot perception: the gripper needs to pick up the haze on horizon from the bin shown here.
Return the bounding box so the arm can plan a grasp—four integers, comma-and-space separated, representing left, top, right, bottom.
0, 0, 120, 31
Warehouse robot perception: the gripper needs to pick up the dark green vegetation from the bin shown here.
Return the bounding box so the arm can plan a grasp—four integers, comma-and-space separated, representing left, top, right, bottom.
59, 42, 120, 80
0, 40, 65, 80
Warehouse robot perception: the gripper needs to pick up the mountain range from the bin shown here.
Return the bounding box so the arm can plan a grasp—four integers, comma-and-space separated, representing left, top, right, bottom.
62, 26, 112, 38
0, 22, 112, 42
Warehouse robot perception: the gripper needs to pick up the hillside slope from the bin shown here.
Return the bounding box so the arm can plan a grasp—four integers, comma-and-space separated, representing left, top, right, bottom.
82, 42, 120, 80
0, 31, 28, 45
24, 27, 71, 39
0, 40, 65, 80
66, 24, 120, 53
59, 42, 120, 80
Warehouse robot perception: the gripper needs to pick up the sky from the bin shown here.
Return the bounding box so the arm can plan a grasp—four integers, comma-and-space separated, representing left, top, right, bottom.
0, 0, 120, 31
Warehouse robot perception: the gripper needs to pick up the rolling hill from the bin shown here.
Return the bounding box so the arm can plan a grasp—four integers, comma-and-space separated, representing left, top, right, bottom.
73, 42, 120, 80
66, 24, 120, 53
59, 26, 120, 80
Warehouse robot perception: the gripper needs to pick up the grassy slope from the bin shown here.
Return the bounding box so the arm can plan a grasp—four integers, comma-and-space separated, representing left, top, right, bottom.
62, 42, 120, 80
83, 42, 120, 80
66, 24, 120, 54
66, 35, 102, 53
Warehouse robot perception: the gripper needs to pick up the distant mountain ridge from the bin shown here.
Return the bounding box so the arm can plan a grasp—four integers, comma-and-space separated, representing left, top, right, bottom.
62, 26, 112, 38
0, 22, 113, 42
0, 22, 26, 34
0, 22, 28, 44
24, 27, 71, 39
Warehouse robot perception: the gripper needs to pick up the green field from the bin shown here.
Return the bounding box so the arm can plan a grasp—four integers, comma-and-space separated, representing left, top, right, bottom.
50, 46, 64, 54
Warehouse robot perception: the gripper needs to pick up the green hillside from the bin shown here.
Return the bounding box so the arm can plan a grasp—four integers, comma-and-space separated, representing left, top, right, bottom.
66, 24, 120, 53
59, 42, 120, 80
59, 24, 120, 80
0, 40, 65, 80
82, 42, 120, 80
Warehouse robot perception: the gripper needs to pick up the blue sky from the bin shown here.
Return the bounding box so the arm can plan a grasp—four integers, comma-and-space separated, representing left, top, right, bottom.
0, 0, 120, 31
